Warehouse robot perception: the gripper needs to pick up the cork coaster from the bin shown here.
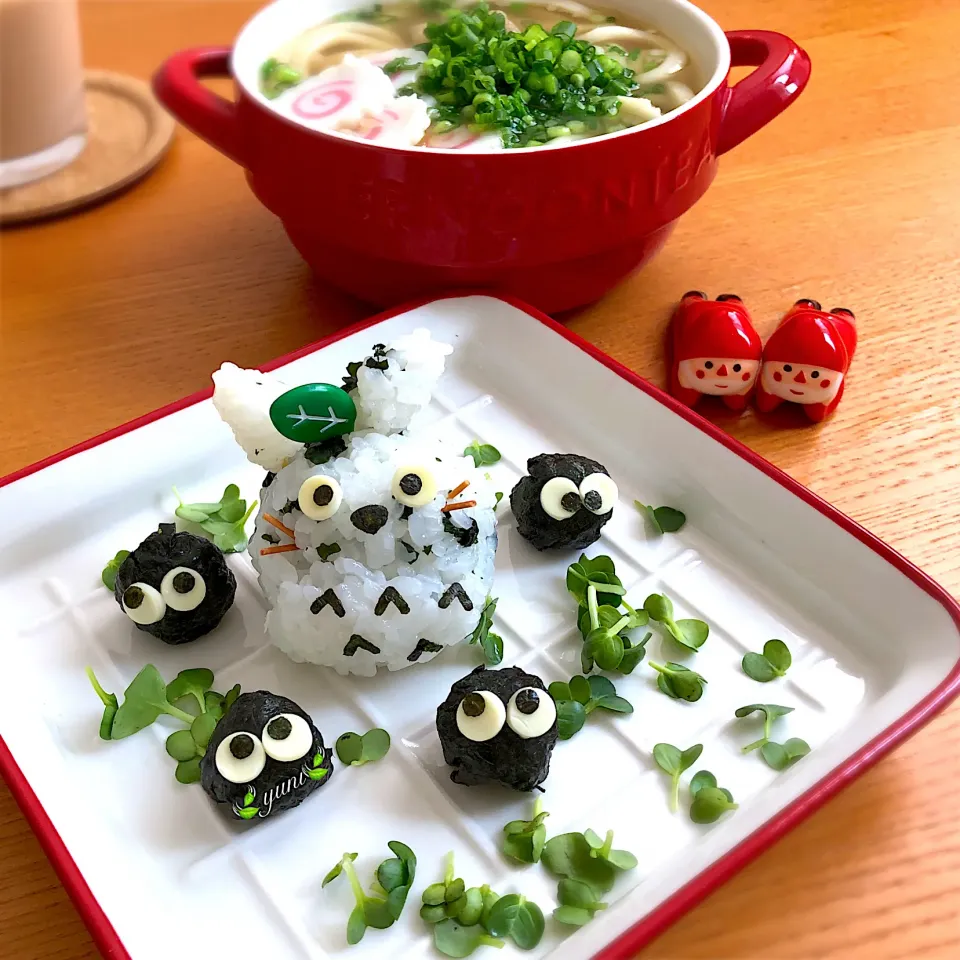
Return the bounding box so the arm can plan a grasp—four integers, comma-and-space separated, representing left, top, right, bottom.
0, 70, 175, 226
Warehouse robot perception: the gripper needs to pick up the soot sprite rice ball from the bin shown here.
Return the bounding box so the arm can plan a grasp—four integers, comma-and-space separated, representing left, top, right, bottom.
212, 329, 499, 676
436, 665, 558, 792
510, 453, 619, 551
115, 524, 236, 644
200, 690, 333, 822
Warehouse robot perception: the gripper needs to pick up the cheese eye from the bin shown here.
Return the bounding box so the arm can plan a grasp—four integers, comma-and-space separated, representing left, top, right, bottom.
579, 473, 618, 515
261, 713, 313, 762
539, 476, 580, 521
298, 475, 342, 520
215, 732, 266, 783
121, 582, 166, 624
160, 567, 206, 611
456, 690, 506, 742
391, 465, 438, 507
506, 687, 557, 739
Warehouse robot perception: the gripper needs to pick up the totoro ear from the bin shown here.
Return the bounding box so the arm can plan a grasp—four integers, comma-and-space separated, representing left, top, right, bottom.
269, 384, 357, 444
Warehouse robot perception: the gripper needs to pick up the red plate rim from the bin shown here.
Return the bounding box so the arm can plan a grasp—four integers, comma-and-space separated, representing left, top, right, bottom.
1, 291, 958, 960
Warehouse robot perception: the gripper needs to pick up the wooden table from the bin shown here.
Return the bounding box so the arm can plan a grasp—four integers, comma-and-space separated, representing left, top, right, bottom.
2, 1, 959, 958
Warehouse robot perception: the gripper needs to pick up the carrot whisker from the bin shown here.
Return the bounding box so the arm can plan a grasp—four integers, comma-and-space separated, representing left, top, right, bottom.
447, 480, 470, 500
263, 513, 296, 539
441, 500, 477, 513
260, 544, 300, 556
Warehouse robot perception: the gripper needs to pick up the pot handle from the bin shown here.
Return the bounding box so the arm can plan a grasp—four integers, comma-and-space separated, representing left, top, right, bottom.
152, 47, 244, 166
717, 30, 811, 155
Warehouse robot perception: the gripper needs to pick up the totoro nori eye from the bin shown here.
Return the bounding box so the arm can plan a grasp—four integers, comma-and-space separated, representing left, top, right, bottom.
539, 476, 580, 520
506, 687, 557, 739
215, 731, 266, 783
391, 464, 438, 507
456, 690, 506, 741
579, 473, 618, 516
298, 475, 342, 520
160, 567, 206, 611
261, 713, 313, 761
121, 582, 165, 624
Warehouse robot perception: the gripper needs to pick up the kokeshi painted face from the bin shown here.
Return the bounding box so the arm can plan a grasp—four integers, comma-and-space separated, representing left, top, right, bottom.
677, 357, 760, 396
760, 361, 844, 405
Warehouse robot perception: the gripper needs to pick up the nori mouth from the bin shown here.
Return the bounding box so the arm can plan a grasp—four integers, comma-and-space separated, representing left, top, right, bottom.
436, 665, 558, 792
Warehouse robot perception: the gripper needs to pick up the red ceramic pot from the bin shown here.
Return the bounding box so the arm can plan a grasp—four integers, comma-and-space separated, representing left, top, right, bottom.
154, 0, 810, 313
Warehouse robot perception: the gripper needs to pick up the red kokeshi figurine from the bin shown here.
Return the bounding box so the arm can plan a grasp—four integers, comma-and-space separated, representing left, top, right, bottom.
756, 299, 857, 422
668, 291, 764, 412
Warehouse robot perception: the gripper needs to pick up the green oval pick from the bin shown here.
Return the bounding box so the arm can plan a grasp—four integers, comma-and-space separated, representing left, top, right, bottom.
269, 384, 356, 443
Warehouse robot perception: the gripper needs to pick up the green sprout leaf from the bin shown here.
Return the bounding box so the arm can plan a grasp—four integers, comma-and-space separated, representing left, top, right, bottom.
325, 845, 412, 942
175, 757, 202, 784
644, 593, 709, 651
336, 729, 391, 766
85, 667, 119, 740
433, 919, 505, 957
689, 770, 717, 797
565, 554, 625, 607
541, 832, 616, 895
485, 894, 545, 950
165, 729, 199, 762
360, 728, 391, 764
322, 851, 358, 887
636, 502, 687, 534
760, 737, 811, 771
742, 639, 793, 681
174, 484, 257, 554
166, 667, 215, 712
346, 904, 367, 944
556, 878, 608, 914
553, 905, 594, 926
649, 661, 707, 702
549, 673, 632, 741
463, 441, 501, 468
568, 674, 592, 704
735, 703, 795, 752
653, 742, 703, 812
336, 732, 364, 765
466, 597, 502, 665
741, 652, 778, 682
501, 797, 549, 864
378, 840, 417, 920
190, 711, 219, 750
555, 700, 587, 740
223, 684, 241, 710
690, 785, 738, 823
584, 828, 637, 871
100, 550, 130, 590
109, 664, 194, 739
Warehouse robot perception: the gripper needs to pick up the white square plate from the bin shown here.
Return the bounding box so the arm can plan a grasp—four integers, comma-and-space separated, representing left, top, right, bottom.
2, 295, 958, 960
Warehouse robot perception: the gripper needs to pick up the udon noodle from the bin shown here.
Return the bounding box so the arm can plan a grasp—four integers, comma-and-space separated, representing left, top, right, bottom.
260, 1, 700, 149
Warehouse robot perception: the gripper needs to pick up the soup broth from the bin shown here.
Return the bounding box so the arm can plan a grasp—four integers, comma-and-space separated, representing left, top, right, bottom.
261, 1, 701, 149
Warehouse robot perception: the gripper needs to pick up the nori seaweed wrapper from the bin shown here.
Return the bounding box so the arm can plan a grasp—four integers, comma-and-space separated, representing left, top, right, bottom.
436, 666, 558, 792
201, 691, 333, 822
115, 525, 236, 644
510, 453, 613, 551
